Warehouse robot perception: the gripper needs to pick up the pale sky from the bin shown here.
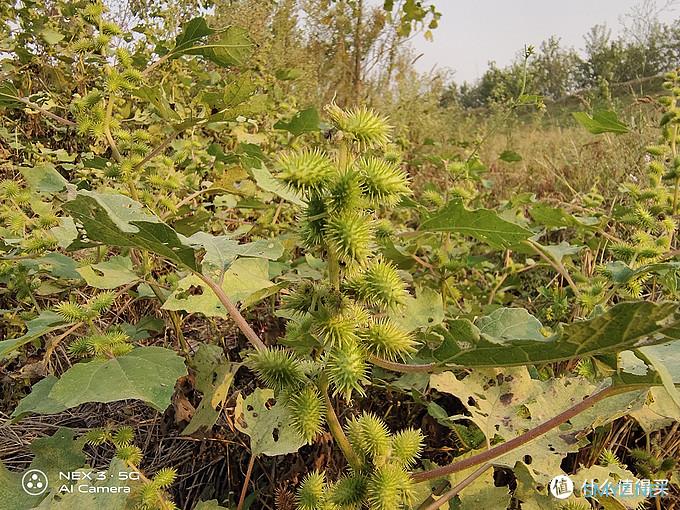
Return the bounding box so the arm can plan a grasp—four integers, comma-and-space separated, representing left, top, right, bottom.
410, 0, 680, 83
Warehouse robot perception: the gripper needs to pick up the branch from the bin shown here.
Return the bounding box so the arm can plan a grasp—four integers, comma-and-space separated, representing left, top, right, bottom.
133, 130, 179, 172
320, 376, 363, 471
420, 463, 492, 510
411, 384, 646, 483
195, 272, 267, 351
524, 240, 581, 297
369, 355, 439, 373
17, 97, 76, 127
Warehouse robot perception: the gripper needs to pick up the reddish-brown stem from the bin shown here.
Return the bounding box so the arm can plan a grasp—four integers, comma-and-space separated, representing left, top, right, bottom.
195, 272, 267, 351
237, 454, 256, 510
412, 384, 646, 483
420, 463, 492, 510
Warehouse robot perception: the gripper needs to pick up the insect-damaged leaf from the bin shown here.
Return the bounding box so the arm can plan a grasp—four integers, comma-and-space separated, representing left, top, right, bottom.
234, 388, 305, 456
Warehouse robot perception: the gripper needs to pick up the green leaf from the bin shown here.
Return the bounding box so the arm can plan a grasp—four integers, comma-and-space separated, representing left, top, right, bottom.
419, 199, 533, 249
234, 388, 305, 456
12, 347, 187, 415
188, 232, 283, 276
0, 311, 66, 360
0, 82, 22, 108
30, 428, 86, 483
572, 109, 629, 134
389, 287, 444, 332
163, 258, 274, 315
77, 255, 138, 289
62, 191, 198, 270
40, 28, 64, 45
32, 458, 140, 509
20, 163, 67, 192
173, 17, 214, 53
183, 344, 239, 435
539, 241, 583, 262
178, 26, 254, 67
274, 107, 321, 136
134, 86, 182, 121
476, 307, 545, 341
499, 149, 522, 163
427, 301, 680, 367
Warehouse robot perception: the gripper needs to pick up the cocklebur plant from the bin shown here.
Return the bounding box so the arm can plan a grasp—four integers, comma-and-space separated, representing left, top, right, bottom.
578, 70, 680, 309
85, 427, 178, 510
246, 104, 423, 508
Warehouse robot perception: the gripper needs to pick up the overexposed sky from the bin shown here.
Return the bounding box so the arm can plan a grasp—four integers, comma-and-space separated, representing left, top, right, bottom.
410, 0, 679, 83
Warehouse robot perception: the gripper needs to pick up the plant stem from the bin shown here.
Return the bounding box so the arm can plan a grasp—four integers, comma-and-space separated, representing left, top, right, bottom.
369, 355, 438, 373
237, 453, 256, 510
328, 250, 341, 291
17, 97, 76, 127
420, 463, 492, 510
411, 384, 646, 483
525, 240, 581, 297
195, 272, 267, 351
320, 376, 362, 471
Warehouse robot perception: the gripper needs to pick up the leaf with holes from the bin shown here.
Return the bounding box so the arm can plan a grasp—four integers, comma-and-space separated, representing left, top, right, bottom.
234, 388, 305, 456
183, 344, 239, 435
77, 255, 138, 289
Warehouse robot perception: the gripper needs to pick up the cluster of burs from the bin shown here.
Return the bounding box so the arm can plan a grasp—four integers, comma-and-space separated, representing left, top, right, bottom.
246, 104, 424, 509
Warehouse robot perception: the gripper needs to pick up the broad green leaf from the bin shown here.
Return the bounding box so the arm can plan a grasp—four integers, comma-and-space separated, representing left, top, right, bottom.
603, 260, 680, 284
571, 463, 646, 509
195, 500, 230, 510
448, 455, 511, 509
21, 253, 82, 280
540, 241, 583, 262
188, 232, 283, 276
11, 376, 64, 420
40, 28, 64, 45
62, 191, 198, 270
134, 86, 182, 121
77, 255, 138, 289
50, 217, 78, 248
274, 107, 321, 136
183, 344, 239, 435
30, 428, 86, 483
20, 163, 67, 192
530, 202, 599, 229
234, 388, 305, 456
499, 149, 522, 163
419, 199, 533, 249
572, 109, 629, 134
173, 17, 214, 53
427, 301, 680, 367
0, 463, 38, 510
180, 26, 254, 67
0, 428, 88, 509
476, 307, 545, 341
638, 341, 680, 408
0, 311, 66, 360
163, 258, 274, 314
12, 347, 186, 415
389, 287, 444, 332
0, 82, 22, 108
630, 387, 680, 433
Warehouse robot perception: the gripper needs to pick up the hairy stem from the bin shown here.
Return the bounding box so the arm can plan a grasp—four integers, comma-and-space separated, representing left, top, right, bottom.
411, 384, 646, 483
195, 272, 267, 351
237, 453, 256, 510
525, 240, 581, 297
369, 355, 438, 373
